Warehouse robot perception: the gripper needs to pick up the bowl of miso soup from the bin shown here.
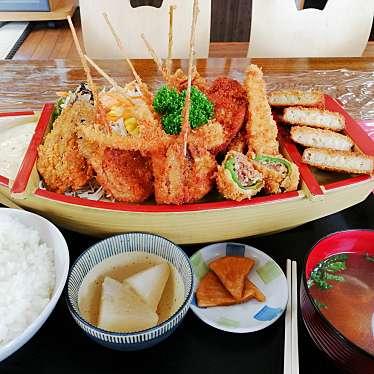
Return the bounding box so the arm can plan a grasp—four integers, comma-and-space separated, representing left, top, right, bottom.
300, 230, 374, 374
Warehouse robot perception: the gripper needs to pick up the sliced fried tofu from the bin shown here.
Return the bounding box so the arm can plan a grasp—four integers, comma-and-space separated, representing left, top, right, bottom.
291, 126, 353, 151
283, 107, 345, 131
246, 280, 266, 302
196, 272, 256, 307
268, 90, 325, 108
209, 256, 255, 299
302, 148, 374, 175
125, 263, 170, 312
98, 277, 158, 333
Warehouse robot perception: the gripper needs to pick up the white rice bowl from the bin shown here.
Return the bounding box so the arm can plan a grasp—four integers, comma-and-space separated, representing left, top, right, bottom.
0, 209, 69, 362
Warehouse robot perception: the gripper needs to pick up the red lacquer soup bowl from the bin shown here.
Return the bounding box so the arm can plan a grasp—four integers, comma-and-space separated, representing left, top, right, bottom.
300, 230, 374, 374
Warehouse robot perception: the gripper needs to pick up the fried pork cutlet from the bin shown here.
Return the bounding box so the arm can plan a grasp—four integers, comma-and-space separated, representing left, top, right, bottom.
290, 126, 353, 151
37, 101, 95, 193
268, 89, 325, 108
196, 272, 256, 307
244, 65, 279, 156
209, 256, 255, 300
152, 143, 217, 205
216, 151, 263, 202
251, 154, 300, 194
283, 107, 345, 131
302, 148, 374, 175
78, 139, 154, 203
207, 77, 248, 154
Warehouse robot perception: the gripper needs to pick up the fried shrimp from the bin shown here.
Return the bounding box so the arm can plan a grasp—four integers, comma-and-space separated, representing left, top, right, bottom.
37, 101, 95, 193
216, 151, 263, 201
207, 77, 248, 154
152, 143, 217, 205
244, 64, 279, 156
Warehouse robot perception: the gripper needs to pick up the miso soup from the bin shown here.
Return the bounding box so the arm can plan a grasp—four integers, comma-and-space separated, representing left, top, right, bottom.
308, 252, 374, 355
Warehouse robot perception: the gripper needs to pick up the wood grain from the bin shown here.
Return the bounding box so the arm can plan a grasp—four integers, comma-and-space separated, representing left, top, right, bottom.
1, 57, 373, 113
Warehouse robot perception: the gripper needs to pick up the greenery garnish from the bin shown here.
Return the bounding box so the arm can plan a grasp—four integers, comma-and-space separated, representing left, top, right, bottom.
308, 254, 348, 290
314, 299, 327, 309
365, 253, 374, 262
52, 97, 64, 122
153, 85, 214, 135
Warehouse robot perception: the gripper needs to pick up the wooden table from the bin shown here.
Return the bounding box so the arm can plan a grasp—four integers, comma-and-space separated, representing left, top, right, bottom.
1, 57, 373, 116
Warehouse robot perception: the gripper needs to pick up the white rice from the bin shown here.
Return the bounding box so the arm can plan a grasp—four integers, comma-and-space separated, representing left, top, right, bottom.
0, 216, 55, 347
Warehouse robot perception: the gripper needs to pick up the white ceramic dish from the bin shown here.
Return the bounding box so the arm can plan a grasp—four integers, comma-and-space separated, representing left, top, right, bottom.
0, 208, 69, 362
190, 242, 287, 333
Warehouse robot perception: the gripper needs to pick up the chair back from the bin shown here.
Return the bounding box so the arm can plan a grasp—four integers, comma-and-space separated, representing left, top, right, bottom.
248, 0, 374, 57
80, 0, 211, 59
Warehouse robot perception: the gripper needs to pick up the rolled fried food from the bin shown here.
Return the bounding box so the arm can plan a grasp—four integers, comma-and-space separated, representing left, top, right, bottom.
251, 154, 299, 194
152, 143, 217, 205
290, 126, 353, 151
268, 89, 325, 108
37, 101, 95, 193
244, 64, 279, 156
216, 151, 263, 201
283, 107, 345, 131
302, 148, 374, 175
207, 77, 248, 154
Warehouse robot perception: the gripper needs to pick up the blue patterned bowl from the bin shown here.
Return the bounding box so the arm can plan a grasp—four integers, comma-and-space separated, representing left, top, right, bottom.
65, 233, 194, 351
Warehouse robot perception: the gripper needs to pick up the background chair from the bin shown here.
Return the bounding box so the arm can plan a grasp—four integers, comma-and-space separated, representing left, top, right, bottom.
248, 0, 374, 57
80, 0, 211, 59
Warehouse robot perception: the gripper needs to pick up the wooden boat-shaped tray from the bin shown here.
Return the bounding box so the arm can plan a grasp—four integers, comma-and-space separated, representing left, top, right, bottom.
0, 95, 373, 244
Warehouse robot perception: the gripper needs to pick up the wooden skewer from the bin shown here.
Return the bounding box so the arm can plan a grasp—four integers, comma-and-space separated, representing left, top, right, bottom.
141, 33, 168, 81
166, 5, 176, 76
181, 0, 199, 156
67, 16, 98, 107
102, 12, 143, 87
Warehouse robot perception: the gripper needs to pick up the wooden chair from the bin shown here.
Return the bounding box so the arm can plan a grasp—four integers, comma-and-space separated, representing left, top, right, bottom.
80, 0, 211, 59
248, 0, 374, 57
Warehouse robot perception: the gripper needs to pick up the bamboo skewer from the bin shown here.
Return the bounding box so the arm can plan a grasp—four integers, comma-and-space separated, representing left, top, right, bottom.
166, 5, 176, 76
181, 0, 199, 156
67, 16, 98, 107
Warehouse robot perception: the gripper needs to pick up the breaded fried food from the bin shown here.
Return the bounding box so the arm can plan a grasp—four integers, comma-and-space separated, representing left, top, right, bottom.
291, 126, 353, 151
302, 148, 374, 175
37, 101, 95, 193
196, 272, 256, 307
188, 119, 225, 151
152, 143, 217, 205
207, 77, 248, 154
244, 65, 279, 156
227, 127, 247, 154
247, 280, 266, 302
283, 107, 345, 131
216, 151, 263, 202
167, 68, 209, 93
209, 256, 255, 300
78, 139, 154, 203
268, 89, 325, 108
252, 154, 300, 194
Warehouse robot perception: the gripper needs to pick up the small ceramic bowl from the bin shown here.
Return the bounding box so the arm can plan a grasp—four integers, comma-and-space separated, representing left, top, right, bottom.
0, 208, 69, 362
300, 230, 374, 374
66, 232, 194, 351
190, 242, 287, 333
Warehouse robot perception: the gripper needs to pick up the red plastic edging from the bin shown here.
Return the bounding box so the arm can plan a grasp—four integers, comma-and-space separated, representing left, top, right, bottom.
0, 111, 34, 118
0, 175, 9, 187
11, 103, 54, 194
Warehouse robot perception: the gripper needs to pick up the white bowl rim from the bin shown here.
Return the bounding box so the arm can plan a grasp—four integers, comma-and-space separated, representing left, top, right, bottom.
0, 208, 69, 359
66, 232, 194, 338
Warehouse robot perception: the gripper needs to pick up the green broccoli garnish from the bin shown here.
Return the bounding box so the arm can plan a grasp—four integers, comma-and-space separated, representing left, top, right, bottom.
52, 97, 65, 122
153, 85, 214, 135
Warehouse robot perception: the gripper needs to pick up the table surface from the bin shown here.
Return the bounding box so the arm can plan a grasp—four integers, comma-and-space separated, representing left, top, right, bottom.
0, 57, 373, 373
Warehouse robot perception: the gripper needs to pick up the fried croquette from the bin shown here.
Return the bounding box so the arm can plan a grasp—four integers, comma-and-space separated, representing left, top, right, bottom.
302, 148, 374, 175
244, 65, 279, 156
207, 77, 248, 154
37, 101, 95, 193
268, 90, 325, 108
216, 151, 263, 201
290, 126, 353, 151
